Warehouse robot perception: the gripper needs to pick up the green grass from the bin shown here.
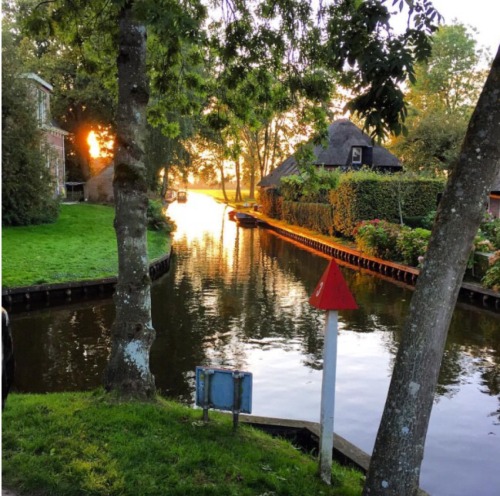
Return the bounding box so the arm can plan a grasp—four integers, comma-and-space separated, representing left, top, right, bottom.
2, 392, 363, 496
194, 189, 256, 208
2, 204, 170, 287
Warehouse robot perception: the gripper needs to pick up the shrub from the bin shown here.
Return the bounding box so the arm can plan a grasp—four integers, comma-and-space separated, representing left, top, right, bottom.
330, 171, 444, 236
421, 210, 437, 230
147, 200, 175, 232
260, 188, 283, 219
482, 251, 500, 291
396, 227, 431, 266
478, 213, 500, 250
354, 219, 401, 260
282, 201, 334, 235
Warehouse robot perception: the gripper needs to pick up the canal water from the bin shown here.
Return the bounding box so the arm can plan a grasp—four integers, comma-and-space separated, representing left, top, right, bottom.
9, 193, 500, 496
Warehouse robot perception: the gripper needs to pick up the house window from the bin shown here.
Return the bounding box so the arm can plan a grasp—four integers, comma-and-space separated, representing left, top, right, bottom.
352, 147, 362, 165
36, 88, 48, 125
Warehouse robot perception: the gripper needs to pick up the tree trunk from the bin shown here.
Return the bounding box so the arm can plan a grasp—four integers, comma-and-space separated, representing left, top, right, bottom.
235, 156, 243, 202
103, 2, 156, 399
220, 159, 229, 203
363, 46, 500, 495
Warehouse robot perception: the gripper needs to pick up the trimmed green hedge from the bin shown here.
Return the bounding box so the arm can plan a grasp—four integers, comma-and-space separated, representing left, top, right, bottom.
260, 188, 283, 219
330, 172, 444, 237
282, 201, 334, 235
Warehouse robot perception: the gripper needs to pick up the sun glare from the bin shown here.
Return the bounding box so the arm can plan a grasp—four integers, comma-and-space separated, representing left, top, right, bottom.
87, 131, 100, 158
87, 128, 115, 159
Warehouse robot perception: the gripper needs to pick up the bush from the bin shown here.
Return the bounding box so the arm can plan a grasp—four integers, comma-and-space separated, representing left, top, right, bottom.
330, 171, 444, 237
482, 251, 500, 291
282, 201, 334, 235
147, 200, 175, 232
478, 213, 500, 250
260, 188, 283, 219
353, 219, 401, 260
396, 227, 431, 266
354, 220, 431, 266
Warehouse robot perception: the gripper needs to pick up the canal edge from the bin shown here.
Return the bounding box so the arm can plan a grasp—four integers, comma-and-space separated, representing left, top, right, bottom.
2, 247, 173, 311
236, 414, 429, 496
250, 214, 500, 312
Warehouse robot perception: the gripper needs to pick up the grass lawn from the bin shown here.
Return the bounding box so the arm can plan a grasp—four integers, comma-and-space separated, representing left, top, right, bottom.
2, 204, 170, 288
194, 189, 256, 208
2, 392, 363, 496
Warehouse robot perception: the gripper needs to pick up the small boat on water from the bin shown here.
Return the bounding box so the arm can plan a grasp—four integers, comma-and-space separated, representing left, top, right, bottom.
165, 190, 177, 203
177, 190, 188, 203
235, 212, 258, 227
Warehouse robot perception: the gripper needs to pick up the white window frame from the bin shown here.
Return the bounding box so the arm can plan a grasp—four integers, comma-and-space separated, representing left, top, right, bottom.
352, 146, 362, 165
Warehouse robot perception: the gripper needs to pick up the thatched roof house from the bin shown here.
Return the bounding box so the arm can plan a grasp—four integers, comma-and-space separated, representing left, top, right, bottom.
259, 119, 401, 189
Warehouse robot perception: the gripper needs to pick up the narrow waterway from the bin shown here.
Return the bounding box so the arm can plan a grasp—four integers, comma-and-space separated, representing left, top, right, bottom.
9, 192, 500, 496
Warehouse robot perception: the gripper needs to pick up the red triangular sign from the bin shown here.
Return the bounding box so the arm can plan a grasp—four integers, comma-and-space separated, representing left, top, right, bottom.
309, 259, 358, 310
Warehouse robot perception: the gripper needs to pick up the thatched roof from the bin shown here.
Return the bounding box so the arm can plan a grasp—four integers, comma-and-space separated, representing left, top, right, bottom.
259, 120, 401, 188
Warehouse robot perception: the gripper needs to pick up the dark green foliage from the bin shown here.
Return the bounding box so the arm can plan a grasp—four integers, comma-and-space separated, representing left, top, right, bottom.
322, 0, 440, 139
396, 227, 432, 266
260, 188, 283, 219
280, 166, 340, 203
482, 252, 500, 291
330, 172, 444, 237
479, 214, 500, 250
146, 200, 176, 232
2, 28, 60, 226
353, 220, 401, 260
282, 201, 334, 235
353, 220, 431, 266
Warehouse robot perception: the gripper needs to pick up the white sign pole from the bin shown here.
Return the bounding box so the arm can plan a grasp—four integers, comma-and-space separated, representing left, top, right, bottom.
319, 309, 339, 485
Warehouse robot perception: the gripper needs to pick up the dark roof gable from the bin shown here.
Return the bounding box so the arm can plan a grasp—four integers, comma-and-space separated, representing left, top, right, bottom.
259, 119, 401, 188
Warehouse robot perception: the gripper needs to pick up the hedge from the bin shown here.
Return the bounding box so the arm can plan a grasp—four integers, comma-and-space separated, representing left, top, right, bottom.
260, 188, 283, 219
330, 172, 445, 237
282, 201, 334, 235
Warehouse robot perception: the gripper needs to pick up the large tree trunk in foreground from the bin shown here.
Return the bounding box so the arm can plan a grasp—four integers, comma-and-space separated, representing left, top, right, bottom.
103, 3, 156, 399
363, 46, 500, 495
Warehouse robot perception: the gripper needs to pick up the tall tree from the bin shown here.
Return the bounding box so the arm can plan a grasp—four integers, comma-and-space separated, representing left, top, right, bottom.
1, 12, 59, 226
363, 46, 500, 495
388, 23, 487, 174
103, 1, 155, 397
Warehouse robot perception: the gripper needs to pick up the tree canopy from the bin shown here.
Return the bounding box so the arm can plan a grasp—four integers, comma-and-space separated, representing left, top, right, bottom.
388, 22, 488, 174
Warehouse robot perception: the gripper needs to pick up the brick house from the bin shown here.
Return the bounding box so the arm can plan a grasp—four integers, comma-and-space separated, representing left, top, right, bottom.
24, 73, 68, 197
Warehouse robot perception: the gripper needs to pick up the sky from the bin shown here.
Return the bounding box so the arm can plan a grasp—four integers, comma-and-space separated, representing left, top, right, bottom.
420, 0, 499, 56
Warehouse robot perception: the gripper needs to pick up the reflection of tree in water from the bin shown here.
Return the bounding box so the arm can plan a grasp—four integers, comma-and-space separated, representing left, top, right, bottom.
447, 309, 500, 420
259, 229, 500, 410
10, 303, 113, 393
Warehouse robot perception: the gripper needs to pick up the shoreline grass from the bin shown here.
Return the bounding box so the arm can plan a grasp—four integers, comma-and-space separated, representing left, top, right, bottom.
2, 392, 363, 496
193, 188, 255, 208
2, 204, 170, 288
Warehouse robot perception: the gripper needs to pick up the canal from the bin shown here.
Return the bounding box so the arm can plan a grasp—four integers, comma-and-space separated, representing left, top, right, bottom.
9, 192, 500, 496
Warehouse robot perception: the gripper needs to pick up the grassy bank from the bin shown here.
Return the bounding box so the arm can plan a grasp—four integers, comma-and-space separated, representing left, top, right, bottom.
194, 189, 255, 208
2, 392, 363, 496
2, 204, 170, 288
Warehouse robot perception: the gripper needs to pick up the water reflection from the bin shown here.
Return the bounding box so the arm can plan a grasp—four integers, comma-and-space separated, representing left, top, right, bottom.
9, 192, 500, 496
